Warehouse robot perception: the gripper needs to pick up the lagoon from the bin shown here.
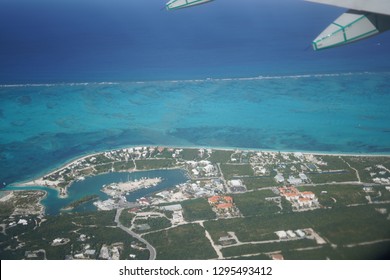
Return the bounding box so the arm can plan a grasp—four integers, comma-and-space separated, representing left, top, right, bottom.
4, 169, 188, 215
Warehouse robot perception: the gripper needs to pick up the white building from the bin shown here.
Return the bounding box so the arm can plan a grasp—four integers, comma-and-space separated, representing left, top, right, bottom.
274, 174, 284, 183
275, 230, 288, 239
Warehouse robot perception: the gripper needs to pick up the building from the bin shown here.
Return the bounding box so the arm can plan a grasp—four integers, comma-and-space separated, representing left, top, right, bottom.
279, 186, 319, 211
274, 174, 285, 183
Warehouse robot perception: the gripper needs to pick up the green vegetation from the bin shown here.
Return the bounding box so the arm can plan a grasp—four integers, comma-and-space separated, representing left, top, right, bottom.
335, 241, 390, 260
0, 211, 150, 260
221, 239, 318, 258
298, 185, 367, 207
342, 156, 390, 183
230, 254, 271, 260
283, 245, 341, 260
303, 206, 390, 245
94, 154, 114, 164
133, 217, 171, 233
113, 161, 135, 171
182, 198, 216, 222
242, 177, 277, 190
232, 190, 280, 217
320, 155, 350, 170
220, 164, 254, 179
204, 214, 310, 244
145, 224, 218, 259
0, 200, 14, 216
94, 163, 113, 174
2, 148, 390, 260
180, 149, 200, 161
208, 150, 234, 164
205, 204, 390, 247
371, 186, 390, 202
62, 195, 99, 210
119, 209, 135, 228
308, 171, 357, 184
135, 159, 177, 170
144, 224, 217, 260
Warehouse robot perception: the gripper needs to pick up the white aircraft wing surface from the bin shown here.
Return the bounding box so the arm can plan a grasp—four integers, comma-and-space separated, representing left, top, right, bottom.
166, 0, 214, 10
306, 0, 390, 16
306, 0, 390, 50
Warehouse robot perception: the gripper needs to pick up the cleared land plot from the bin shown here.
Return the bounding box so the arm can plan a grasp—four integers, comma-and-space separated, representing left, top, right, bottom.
182, 198, 216, 222
232, 190, 280, 217
144, 224, 218, 260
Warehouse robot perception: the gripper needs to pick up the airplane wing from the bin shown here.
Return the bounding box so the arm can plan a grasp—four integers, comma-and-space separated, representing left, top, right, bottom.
166, 0, 214, 10
306, 0, 390, 50
305, 0, 390, 16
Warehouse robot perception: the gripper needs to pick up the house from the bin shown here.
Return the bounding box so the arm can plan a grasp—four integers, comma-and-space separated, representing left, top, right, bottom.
274, 174, 285, 183
301, 191, 315, 199
275, 230, 288, 239
217, 203, 233, 209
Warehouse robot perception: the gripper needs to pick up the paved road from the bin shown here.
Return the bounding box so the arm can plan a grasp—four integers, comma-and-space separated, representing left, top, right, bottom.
114, 208, 157, 260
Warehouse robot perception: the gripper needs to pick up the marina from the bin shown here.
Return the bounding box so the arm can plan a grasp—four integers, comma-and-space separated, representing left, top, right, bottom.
3, 169, 188, 215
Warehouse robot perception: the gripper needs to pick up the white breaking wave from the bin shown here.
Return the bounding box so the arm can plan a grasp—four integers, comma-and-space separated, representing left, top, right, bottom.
0, 71, 388, 88
0, 81, 119, 88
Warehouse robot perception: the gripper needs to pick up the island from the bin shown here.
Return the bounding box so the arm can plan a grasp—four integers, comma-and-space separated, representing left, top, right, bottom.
1, 146, 390, 260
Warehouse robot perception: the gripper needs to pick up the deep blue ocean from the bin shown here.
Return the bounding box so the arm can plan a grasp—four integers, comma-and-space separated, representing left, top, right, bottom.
1, 0, 390, 186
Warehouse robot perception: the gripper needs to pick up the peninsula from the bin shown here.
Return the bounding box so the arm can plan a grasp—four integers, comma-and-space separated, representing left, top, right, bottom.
2, 146, 390, 260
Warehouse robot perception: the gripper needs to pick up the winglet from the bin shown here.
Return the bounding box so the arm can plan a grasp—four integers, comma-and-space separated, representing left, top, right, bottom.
166, 0, 214, 11
312, 11, 389, 50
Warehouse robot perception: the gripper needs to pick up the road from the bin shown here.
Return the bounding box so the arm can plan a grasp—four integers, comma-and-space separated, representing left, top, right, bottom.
114, 208, 157, 260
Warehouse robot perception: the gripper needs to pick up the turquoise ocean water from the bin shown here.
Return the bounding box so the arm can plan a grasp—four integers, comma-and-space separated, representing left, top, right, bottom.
1, 72, 390, 186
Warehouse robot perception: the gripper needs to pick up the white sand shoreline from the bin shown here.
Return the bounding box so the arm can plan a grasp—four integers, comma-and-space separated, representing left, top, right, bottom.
10, 145, 390, 189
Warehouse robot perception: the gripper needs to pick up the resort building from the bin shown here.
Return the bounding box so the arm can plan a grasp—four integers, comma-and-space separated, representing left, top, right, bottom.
278, 186, 319, 211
